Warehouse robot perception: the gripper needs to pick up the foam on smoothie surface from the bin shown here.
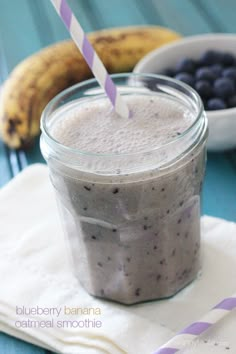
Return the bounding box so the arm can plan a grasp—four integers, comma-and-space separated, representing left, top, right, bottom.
51, 94, 195, 154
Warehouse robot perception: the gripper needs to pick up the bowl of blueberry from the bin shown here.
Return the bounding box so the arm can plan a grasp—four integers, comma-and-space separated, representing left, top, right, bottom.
134, 34, 236, 151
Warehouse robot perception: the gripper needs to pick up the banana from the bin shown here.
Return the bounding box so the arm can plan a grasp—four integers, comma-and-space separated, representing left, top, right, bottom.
0, 26, 180, 149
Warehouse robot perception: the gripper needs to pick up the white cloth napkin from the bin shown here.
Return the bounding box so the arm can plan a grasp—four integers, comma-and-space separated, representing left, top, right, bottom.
0, 164, 235, 354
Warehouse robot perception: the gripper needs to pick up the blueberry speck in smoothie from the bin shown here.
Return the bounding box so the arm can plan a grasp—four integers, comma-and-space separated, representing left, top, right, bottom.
143, 225, 148, 230
97, 262, 103, 267
178, 218, 182, 224
84, 185, 91, 191
135, 288, 141, 296
91, 235, 97, 240
112, 188, 119, 194
83, 207, 88, 211
107, 256, 111, 261
166, 209, 170, 214
172, 249, 176, 256
179, 200, 184, 206
153, 245, 157, 250
112, 228, 117, 232
156, 274, 161, 281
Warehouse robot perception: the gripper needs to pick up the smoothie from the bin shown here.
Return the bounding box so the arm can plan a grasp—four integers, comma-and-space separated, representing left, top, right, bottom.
43, 91, 207, 304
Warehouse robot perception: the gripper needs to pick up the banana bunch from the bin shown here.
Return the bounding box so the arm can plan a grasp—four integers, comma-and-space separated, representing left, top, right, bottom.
0, 26, 180, 149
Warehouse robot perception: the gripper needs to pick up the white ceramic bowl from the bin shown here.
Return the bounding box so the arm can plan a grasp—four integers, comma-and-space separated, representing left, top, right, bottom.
134, 34, 236, 151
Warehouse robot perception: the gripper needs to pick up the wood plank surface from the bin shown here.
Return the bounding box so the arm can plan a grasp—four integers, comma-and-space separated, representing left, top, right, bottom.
151, 0, 213, 35
196, 0, 236, 33
0, 333, 47, 354
203, 153, 236, 221
0, 0, 43, 69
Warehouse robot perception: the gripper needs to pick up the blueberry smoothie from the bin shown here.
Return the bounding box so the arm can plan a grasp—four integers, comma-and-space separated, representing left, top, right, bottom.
41, 76, 207, 304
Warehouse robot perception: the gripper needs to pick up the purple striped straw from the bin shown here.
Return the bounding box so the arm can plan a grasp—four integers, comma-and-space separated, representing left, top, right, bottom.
50, 0, 130, 118
153, 294, 236, 353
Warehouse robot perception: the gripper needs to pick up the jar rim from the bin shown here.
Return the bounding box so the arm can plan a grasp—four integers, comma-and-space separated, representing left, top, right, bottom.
41, 73, 204, 159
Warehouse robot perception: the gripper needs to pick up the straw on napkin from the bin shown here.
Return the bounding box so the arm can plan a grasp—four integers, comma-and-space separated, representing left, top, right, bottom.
154, 295, 236, 353
0, 164, 235, 354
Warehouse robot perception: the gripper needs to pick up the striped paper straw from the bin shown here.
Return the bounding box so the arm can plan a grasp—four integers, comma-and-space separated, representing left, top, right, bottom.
50, 0, 130, 118
154, 294, 236, 354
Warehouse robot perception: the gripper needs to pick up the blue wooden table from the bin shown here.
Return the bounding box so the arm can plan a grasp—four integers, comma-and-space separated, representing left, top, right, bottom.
0, 0, 236, 353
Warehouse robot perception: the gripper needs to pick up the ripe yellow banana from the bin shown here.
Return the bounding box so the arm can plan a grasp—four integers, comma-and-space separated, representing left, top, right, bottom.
0, 26, 180, 149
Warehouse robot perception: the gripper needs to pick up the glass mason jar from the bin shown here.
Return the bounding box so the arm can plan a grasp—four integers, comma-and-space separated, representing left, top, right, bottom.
40, 73, 208, 305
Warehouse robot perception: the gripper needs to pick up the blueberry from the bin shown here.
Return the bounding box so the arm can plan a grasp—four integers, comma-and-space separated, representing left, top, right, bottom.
174, 72, 195, 87
207, 98, 226, 110
162, 68, 175, 77
175, 58, 195, 74
222, 67, 236, 82
213, 77, 235, 98
201, 99, 208, 110
221, 52, 235, 66
199, 50, 222, 66
227, 95, 236, 108
211, 64, 223, 77
195, 80, 212, 98
142, 78, 159, 91
195, 67, 217, 82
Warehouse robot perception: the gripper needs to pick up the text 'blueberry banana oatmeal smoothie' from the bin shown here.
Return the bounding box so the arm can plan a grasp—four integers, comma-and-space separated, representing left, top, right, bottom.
41, 74, 208, 304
